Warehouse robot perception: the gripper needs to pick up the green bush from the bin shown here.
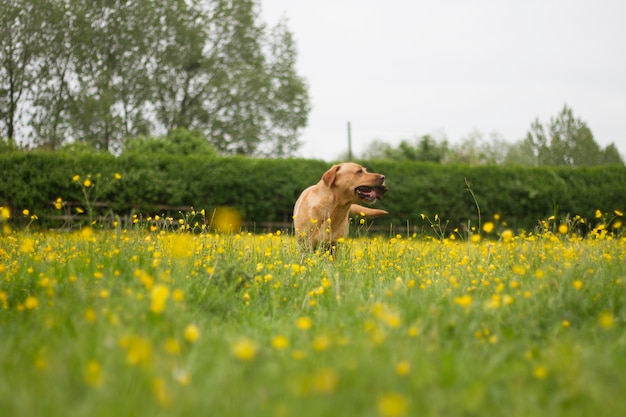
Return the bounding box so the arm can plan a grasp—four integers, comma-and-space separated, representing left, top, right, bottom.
121, 128, 217, 158
1, 152, 624, 233
367, 161, 626, 233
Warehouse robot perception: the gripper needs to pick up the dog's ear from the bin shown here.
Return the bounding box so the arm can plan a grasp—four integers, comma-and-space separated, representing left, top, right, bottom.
322, 164, 341, 187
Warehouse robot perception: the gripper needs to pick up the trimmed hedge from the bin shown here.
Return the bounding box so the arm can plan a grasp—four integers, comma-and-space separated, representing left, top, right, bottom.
364, 161, 626, 232
1, 152, 624, 233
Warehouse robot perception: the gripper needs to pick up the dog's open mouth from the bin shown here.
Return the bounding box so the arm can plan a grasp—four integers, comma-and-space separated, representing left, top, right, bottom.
355, 185, 388, 203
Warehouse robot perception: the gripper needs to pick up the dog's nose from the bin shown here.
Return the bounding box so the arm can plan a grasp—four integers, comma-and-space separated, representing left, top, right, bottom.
379, 174, 385, 182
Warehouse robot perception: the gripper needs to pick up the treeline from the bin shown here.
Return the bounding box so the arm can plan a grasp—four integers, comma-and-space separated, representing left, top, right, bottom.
0, 0, 309, 156
361, 106, 624, 167
2, 150, 624, 234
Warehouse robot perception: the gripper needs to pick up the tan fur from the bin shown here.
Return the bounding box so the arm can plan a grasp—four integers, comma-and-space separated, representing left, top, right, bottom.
293, 162, 388, 249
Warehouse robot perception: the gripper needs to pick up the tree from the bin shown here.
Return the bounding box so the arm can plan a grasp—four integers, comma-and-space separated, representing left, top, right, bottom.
360, 139, 396, 161
361, 134, 449, 162
5, 0, 310, 156
28, 0, 74, 150
448, 130, 510, 165
146, 0, 308, 156
23, 0, 157, 151
257, 18, 310, 157
64, 0, 154, 152
520, 104, 622, 167
0, 0, 47, 143
121, 128, 217, 157
503, 138, 537, 166
600, 143, 624, 165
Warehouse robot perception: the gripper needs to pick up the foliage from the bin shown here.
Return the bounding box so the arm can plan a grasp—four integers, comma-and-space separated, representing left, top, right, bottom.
363, 160, 626, 234
510, 104, 623, 166
360, 106, 623, 167
1, 152, 625, 234
0, 221, 625, 416
0, 0, 310, 157
0, 0, 49, 143
122, 128, 217, 157
362, 134, 450, 163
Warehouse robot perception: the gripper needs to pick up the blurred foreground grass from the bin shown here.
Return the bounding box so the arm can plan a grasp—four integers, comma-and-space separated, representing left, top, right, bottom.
0, 225, 625, 417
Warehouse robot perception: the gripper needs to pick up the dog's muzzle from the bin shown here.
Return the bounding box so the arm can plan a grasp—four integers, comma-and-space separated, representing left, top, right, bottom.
355, 184, 388, 203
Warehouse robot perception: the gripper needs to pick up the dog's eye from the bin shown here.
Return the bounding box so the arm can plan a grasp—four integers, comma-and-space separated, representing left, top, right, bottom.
356, 168, 363, 174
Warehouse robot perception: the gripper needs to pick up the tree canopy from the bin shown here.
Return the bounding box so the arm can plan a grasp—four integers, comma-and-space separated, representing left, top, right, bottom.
509, 105, 623, 167
360, 105, 623, 167
0, 0, 310, 157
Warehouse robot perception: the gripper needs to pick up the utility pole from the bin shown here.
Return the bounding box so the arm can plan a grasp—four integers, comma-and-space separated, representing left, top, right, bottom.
347, 121, 353, 161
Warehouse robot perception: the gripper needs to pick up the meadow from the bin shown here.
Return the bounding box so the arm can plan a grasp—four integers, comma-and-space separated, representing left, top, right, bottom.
0, 207, 625, 417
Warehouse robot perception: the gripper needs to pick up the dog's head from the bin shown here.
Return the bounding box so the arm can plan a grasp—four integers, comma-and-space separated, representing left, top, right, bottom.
322, 162, 388, 203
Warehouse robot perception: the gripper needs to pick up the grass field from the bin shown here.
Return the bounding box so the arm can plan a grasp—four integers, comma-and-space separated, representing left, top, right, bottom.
1, 209, 625, 417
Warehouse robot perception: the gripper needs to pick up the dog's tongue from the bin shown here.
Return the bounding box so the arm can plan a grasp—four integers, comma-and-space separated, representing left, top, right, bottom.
362, 189, 377, 201
357, 186, 386, 202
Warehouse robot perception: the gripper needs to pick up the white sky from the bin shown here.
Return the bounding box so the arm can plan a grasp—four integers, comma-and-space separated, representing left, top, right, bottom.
260, 0, 626, 161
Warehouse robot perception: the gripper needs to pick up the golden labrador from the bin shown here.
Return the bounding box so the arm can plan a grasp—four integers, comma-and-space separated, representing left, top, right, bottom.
293, 162, 388, 249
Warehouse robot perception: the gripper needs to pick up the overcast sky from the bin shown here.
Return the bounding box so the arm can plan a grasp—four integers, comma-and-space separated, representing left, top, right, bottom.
260, 0, 626, 161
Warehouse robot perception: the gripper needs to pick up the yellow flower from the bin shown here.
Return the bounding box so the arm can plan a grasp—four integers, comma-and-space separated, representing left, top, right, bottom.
377, 393, 408, 417
512, 265, 526, 275
76, 207, 84, 214
296, 316, 312, 331
119, 336, 152, 365
599, 312, 615, 329
184, 323, 200, 342
84, 360, 103, 387
54, 197, 63, 210
172, 289, 185, 302
532, 365, 548, 379
482, 222, 494, 233
83, 179, 92, 188
152, 377, 171, 407
558, 224, 568, 234
150, 284, 170, 314
453, 294, 472, 308
311, 368, 338, 394
24, 296, 39, 310
573, 280, 583, 290
595, 209, 602, 218
0, 206, 10, 220
271, 335, 289, 350
615, 209, 623, 216
84, 308, 97, 323
164, 338, 181, 355
500, 229, 513, 242
312, 334, 331, 351
20, 238, 35, 254
72, 174, 80, 182
231, 338, 258, 361
395, 360, 411, 376
114, 172, 122, 180
22, 209, 29, 216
